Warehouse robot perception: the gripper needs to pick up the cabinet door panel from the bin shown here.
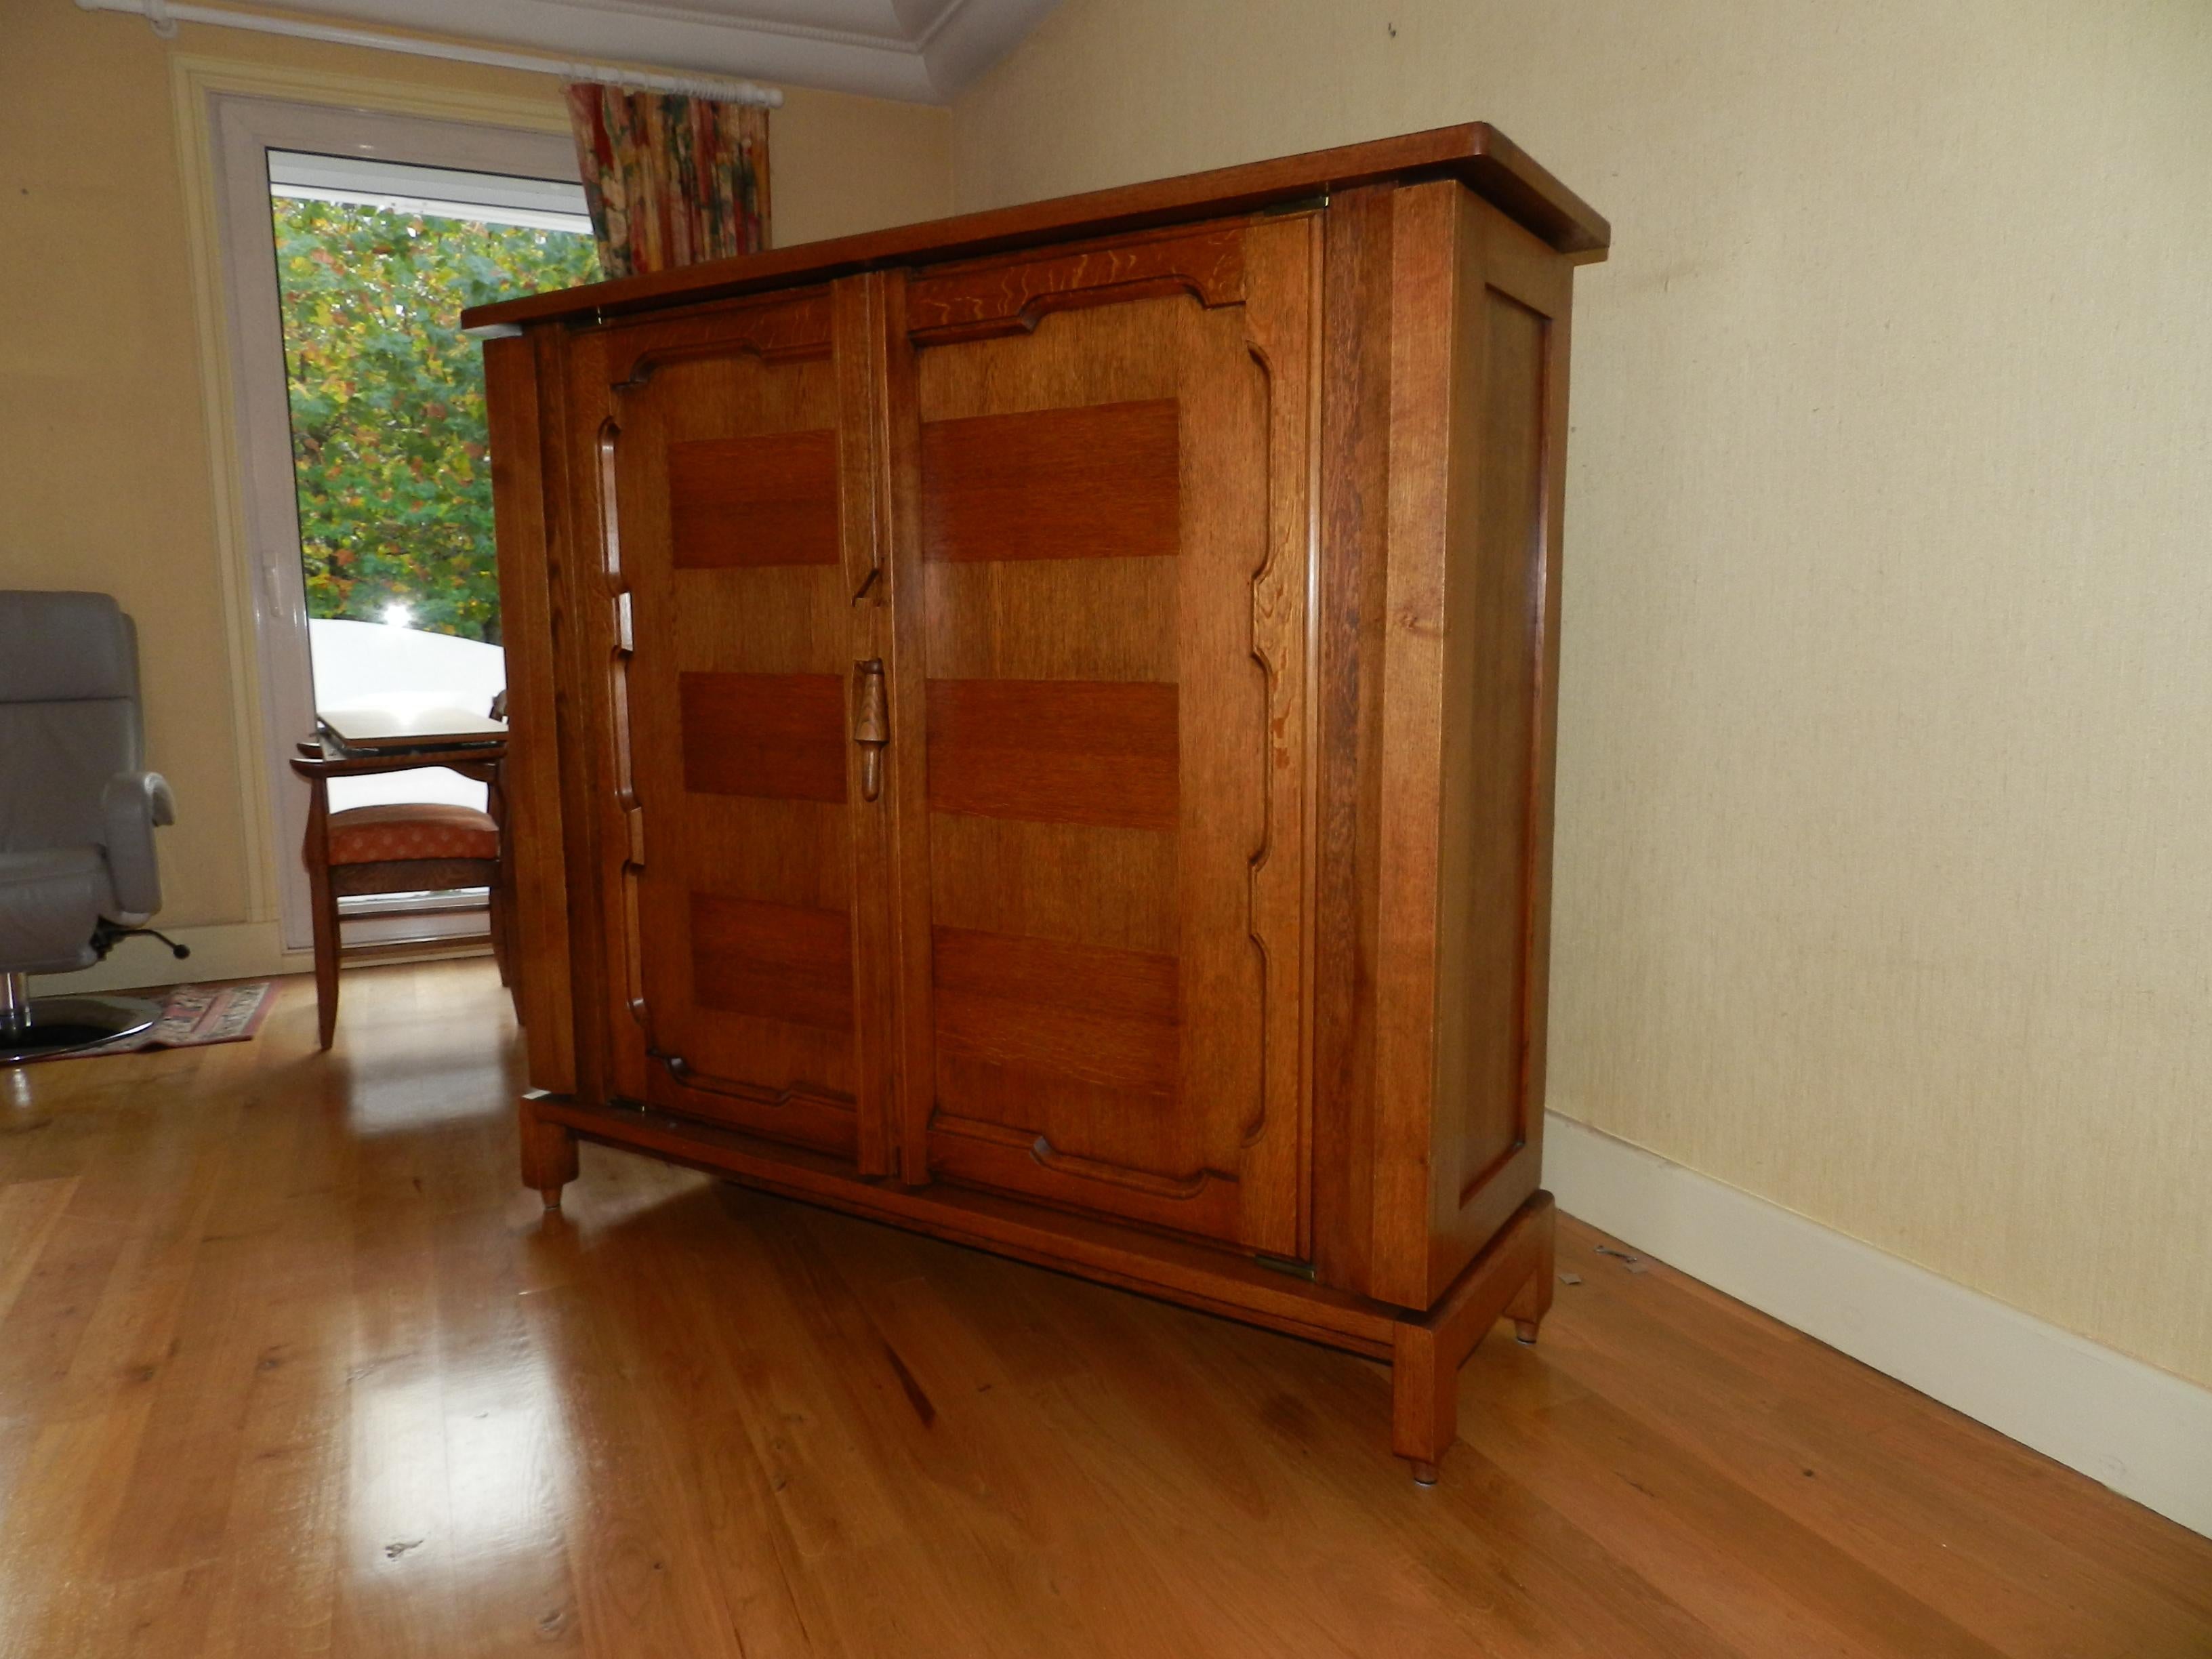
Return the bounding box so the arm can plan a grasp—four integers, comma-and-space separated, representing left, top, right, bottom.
589, 291, 886, 1163
884, 220, 1315, 1255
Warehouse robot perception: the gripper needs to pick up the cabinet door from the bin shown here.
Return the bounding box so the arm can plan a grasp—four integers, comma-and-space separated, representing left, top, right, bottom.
585, 287, 890, 1168
880, 218, 1315, 1254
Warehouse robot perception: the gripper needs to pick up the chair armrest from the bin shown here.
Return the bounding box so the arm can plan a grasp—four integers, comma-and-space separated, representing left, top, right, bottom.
290, 742, 506, 781
102, 770, 176, 916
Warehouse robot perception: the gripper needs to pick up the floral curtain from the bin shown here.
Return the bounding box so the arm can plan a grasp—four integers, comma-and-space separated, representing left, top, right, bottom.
564, 84, 770, 278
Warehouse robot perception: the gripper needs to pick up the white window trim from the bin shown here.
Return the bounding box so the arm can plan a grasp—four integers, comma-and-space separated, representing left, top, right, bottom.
266, 148, 593, 234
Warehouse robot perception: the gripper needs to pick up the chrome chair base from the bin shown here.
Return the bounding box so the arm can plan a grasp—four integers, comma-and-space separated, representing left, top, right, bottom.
0, 977, 161, 1065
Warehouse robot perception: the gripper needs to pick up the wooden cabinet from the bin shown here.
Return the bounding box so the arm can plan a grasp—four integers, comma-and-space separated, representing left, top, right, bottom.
469, 123, 1609, 1483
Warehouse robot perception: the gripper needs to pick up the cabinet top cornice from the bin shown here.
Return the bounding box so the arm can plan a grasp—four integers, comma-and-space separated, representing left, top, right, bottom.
461, 122, 1608, 335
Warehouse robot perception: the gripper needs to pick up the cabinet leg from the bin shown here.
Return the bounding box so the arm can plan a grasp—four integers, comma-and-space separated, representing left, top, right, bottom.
1387, 1191, 1556, 1483
1507, 1206, 1558, 1345
518, 1092, 578, 1210
1391, 1321, 1457, 1483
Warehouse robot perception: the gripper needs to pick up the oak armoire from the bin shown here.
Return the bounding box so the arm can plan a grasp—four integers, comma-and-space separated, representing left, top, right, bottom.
464, 124, 1609, 1483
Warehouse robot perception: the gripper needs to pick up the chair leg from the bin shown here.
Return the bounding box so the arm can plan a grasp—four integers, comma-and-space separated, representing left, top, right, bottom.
306, 869, 340, 1050
298, 771, 343, 1050
316, 896, 342, 1050
487, 869, 512, 989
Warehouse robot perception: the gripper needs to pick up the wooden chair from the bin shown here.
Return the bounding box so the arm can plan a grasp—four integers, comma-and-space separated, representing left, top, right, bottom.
289, 737, 513, 1048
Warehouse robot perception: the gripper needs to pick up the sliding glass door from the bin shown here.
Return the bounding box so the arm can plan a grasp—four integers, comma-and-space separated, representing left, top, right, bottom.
211, 96, 594, 954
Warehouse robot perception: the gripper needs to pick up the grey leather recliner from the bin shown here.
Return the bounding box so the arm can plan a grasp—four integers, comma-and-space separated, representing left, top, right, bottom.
0, 591, 182, 1062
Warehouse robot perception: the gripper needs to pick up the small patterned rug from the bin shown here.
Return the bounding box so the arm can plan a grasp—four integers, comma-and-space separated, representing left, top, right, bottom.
37, 981, 276, 1061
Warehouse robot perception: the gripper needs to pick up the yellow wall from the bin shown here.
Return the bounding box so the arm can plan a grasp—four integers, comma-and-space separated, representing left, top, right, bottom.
0, 5, 950, 963
773, 80, 956, 249
952, 0, 2212, 1387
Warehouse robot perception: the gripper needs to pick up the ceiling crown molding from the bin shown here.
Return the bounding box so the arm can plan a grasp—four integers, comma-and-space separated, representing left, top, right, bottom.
176, 0, 1060, 102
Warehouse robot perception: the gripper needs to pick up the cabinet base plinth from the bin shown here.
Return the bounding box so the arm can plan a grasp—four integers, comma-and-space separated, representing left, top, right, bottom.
520, 1092, 1555, 1481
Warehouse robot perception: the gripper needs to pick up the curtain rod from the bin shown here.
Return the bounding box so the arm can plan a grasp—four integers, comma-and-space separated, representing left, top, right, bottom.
75, 0, 785, 107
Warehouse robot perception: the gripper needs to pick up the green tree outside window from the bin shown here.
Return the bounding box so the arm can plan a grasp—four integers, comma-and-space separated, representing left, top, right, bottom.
272, 198, 599, 643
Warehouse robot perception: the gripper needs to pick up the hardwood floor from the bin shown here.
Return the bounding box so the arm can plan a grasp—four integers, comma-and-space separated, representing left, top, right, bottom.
1, 961, 2205, 1658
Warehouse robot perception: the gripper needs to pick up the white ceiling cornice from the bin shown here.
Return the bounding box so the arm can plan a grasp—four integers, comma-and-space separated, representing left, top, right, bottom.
210, 0, 1060, 102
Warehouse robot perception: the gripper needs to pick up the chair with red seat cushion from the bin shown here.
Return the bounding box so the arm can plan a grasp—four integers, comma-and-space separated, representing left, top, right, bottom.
327, 802, 500, 866
289, 741, 512, 1049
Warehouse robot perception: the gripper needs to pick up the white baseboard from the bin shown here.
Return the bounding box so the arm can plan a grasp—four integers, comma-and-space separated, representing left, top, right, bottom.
26, 920, 501, 996
30, 920, 304, 994
1543, 1111, 2212, 1540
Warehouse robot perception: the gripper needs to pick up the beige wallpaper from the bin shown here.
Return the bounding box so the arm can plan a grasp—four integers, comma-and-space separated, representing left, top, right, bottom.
0, 7, 951, 942
951, 0, 2212, 1386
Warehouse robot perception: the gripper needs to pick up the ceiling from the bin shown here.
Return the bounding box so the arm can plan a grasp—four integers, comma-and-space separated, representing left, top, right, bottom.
258, 0, 1063, 102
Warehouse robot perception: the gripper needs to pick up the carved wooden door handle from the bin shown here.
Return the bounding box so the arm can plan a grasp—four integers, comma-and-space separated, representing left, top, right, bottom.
853, 659, 888, 801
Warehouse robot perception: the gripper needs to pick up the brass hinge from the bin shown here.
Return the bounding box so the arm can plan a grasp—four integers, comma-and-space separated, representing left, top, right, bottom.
1252, 1252, 1317, 1281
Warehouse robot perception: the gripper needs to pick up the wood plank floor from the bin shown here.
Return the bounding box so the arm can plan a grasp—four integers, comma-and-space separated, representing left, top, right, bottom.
1, 960, 2205, 1658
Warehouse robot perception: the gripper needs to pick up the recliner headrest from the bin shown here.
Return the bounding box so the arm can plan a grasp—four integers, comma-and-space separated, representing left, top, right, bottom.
0, 591, 137, 703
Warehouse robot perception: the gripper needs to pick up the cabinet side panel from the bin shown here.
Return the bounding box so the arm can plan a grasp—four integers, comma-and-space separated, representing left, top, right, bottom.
485, 330, 575, 1092
1422, 194, 1575, 1300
